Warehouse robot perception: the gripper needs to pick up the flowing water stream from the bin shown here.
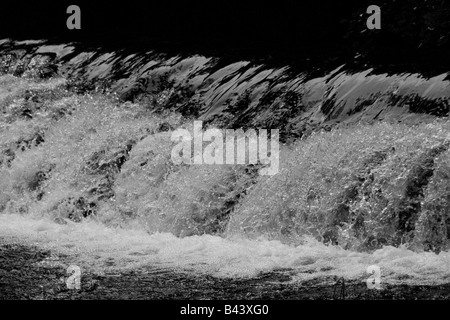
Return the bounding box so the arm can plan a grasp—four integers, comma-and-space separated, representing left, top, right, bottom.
1, 39, 450, 286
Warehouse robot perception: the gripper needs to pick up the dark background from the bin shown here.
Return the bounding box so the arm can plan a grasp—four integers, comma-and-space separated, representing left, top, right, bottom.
1, 1, 354, 48
1, 1, 450, 70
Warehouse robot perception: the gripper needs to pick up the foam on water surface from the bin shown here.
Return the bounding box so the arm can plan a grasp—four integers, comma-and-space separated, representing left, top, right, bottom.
1, 214, 450, 285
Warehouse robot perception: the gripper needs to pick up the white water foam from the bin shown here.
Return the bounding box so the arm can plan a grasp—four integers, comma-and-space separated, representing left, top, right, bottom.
1, 214, 450, 286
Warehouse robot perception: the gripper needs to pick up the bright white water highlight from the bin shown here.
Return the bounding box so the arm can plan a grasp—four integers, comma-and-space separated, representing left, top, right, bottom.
1, 214, 450, 285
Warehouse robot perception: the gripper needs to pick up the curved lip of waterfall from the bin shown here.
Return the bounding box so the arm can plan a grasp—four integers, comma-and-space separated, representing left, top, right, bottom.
3, 37, 448, 131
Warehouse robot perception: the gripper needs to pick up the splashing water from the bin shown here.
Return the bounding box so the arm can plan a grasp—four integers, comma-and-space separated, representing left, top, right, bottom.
2, 214, 450, 285
1, 40, 450, 285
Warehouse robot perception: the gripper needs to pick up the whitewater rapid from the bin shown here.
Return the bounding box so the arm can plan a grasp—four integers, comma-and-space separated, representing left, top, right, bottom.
2, 40, 450, 288
1, 214, 450, 286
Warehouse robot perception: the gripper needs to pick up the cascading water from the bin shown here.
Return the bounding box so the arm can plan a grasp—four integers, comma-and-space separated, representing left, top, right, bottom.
1, 39, 450, 285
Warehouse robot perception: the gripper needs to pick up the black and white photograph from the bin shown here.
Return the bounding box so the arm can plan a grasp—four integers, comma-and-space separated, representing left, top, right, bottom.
1, 0, 450, 311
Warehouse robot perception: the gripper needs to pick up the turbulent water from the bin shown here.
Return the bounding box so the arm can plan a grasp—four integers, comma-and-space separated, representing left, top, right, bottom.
1, 39, 450, 286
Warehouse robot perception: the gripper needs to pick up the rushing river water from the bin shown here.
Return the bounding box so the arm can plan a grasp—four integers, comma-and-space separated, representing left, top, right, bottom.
1, 39, 450, 286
